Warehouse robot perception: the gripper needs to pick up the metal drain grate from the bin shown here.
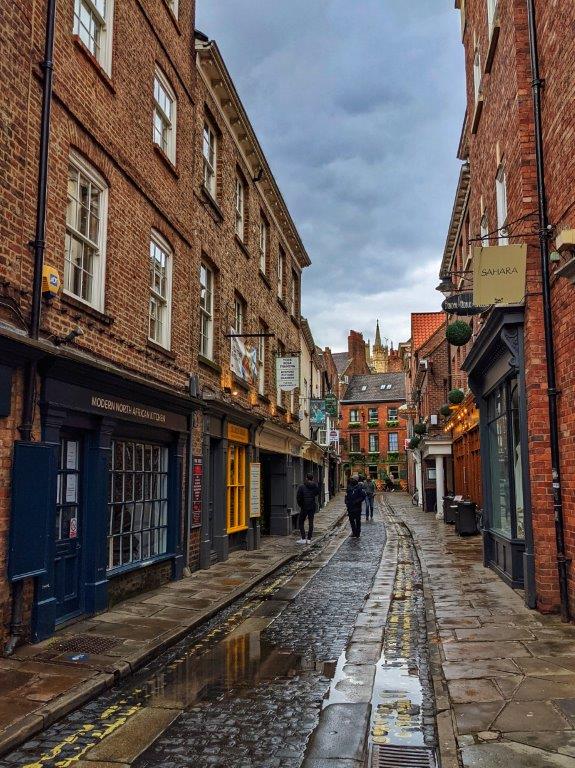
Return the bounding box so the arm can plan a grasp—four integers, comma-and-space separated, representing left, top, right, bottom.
373, 745, 436, 768
36, 634, 120, 659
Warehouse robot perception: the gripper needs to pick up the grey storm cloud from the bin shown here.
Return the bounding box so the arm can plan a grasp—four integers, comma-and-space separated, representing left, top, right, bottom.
196, 0, 465, 350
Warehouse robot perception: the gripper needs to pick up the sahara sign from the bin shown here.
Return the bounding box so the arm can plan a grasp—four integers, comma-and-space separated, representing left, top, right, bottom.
473, 245, 527, 307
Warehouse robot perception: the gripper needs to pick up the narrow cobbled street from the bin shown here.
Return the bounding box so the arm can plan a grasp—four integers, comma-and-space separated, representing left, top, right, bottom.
1, 499, 438, 768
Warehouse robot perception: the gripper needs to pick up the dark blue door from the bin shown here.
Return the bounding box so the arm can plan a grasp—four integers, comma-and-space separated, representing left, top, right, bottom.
54, 435, 83, 622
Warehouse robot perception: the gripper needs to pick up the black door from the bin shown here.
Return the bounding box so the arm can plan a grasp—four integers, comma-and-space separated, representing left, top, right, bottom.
54, 434, 83, 622
209, 439, 218, 562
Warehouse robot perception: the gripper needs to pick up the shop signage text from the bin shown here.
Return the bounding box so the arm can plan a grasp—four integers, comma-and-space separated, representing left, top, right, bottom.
441, 291, 488, 316
276, 356, 299, 392
249, 462, 261, 518
90, 396, 167, 424
191, 457, 202, 527
325, 393, 338, 417
473, 245, 527, 306
328, 429, 340, 444
310, 399, 327, 427
227, 423, 250, 444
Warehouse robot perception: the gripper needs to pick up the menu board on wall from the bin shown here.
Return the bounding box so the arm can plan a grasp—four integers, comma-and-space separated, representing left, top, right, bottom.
191, 457, 203, 528
249, 462, 261, 518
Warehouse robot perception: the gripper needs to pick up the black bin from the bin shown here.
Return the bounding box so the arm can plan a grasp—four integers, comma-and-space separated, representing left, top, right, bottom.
456, 500, 478, 535
443, 495, 457, 524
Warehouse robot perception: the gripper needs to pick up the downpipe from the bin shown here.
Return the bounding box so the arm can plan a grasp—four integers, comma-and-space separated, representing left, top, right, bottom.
6, 0, 57, 656
526, 0, 570, 621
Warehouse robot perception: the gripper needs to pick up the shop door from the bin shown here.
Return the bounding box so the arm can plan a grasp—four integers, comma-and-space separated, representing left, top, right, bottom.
54, 435, 84, 622
209, 439, 218, 561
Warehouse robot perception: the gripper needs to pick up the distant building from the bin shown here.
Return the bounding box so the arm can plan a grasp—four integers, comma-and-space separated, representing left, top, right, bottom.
368, 321, 401, 374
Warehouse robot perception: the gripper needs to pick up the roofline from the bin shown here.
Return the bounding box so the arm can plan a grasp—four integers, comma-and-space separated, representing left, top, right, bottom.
440, 162, 470, 278
195, 39, 311, 268
300, 317, 316, 354
341, 396, 406, 405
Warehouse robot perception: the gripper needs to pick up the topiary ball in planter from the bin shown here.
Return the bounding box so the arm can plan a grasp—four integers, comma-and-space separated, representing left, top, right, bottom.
409, 436, 421, 449
448, 388, 465, 405
413, 422, 427, 435
440, 404, 452, 417
446, 320, 472, 347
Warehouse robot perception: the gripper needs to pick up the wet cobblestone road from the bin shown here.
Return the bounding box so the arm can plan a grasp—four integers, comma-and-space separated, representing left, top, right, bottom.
2, 516, 388, 768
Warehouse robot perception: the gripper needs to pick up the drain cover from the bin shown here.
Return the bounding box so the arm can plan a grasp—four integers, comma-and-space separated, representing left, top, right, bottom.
373, 744, 436, 768
36, 634, 120, 659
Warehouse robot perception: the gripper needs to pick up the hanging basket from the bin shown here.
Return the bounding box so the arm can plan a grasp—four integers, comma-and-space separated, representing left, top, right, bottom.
448, 388, 465, 405
440, 404, 452, 417
413, 422, 427, 436
409, 436, 421, 450
446, 321, 472, 347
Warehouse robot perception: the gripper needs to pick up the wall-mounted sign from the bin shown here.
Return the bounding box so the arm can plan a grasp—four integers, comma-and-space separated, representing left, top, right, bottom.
230, 332, 258, 387
328, 429, 340, 444
191, 457, 202, 527
324, 393, 338, 417
473, 245, 527, 306
442, 291, 488, 316
227, 423, 250, 445
310, 398, 327, 427
249, 462, 261, 518
276, 356, 299, 392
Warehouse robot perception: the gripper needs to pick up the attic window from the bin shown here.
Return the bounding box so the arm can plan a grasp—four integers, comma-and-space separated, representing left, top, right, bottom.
361, 385, 367, 391
380, 384, 392, 391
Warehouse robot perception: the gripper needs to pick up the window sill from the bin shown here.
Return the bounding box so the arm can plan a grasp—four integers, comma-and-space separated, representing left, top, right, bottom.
232, 374, 250, 392
60, 292, 114, 326
258, 270, 271, 290
198, 354, 221, 374
485, 21, 500, 74
276, 405, 287, 415
162, 0, 182, 34
154, 145, 179, 178
277, 297, 288, 313
198, 186, 224, 223
471, 95, 484, 135
147, 338, 177, 359
235, 234, 251, 259
290, 313, 300, 328
72, 36, 116, 94
227, 525, 249, 535
258, 394, 270, 404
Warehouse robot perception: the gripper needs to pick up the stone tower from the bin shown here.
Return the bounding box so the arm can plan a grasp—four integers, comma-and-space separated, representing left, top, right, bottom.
371, 320, 389, 373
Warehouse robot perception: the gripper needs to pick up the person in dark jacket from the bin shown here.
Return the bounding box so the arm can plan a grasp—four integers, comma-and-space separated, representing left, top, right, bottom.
296, 473, 320, 543
345, 477, 366, 539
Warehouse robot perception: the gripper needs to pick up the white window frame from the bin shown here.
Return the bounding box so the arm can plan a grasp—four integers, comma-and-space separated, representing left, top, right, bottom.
276, 343, 285, 407
480, 212, 490, 244
349, 433, 360, 452
496, 165, 509, 245
235, 176, 245, 240
259, 216, 268, 273
148, 231, 172, 349
200, 262, 214, 360
65, 151, 108, 312
153, 67, 177, 163
369, 433, 379, 453
487, 0, 497, 35
349, 409, 359, 423
258, 325, 266, 396
291, 271, 298, 317
74, 0, 114, 74
165, 0, 178, 19
368, 408, 378, 421
277, 249, 284, 299
203, 121, 217, 198
388, 433, 399, 453
473, 48, 482, 105
233, 296, 244, 335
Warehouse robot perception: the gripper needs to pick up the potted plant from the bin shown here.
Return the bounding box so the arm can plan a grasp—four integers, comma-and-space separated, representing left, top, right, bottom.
413, 422, 427, 435
446, 320, 472, 347
386, 419, 399, 427
440, 404, 452, 417
409, 436, 421, 450
448, 388, 465, 405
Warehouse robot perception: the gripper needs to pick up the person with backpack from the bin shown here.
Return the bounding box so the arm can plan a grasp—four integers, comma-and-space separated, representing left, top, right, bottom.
364, 477, 376, 520
296, 473, 320, 544
345, 477, 366, 539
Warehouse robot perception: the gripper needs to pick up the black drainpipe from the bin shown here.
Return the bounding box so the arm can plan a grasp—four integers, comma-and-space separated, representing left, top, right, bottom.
526, 0, 570, 621
7, 0, 58, 656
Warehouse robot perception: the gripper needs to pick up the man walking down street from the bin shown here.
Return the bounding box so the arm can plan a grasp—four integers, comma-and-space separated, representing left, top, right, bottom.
296, 473, 320, 544
345, 477, 366, 539
364, 476, 376, 520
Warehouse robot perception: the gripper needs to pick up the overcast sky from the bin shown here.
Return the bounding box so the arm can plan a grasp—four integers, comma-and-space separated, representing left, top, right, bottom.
196, 1, 465, 352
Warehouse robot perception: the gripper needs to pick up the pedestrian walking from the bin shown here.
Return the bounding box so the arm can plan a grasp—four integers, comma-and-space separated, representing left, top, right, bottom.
364, 476, 376, 520
345, 477, 366, 539
296, 473, 320, 544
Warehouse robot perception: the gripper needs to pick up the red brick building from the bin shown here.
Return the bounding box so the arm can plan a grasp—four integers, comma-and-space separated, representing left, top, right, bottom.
329, 330, 372, 393
445, 0, 575, 613
0, 2, 309, 644
340, 373, 407, 487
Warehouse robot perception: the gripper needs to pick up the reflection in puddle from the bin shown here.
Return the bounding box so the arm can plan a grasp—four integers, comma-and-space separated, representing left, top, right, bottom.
370, 655, 423, 746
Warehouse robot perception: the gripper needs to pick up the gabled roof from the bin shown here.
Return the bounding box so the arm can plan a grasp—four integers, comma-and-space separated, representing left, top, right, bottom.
411, 313, 445, 352
341, 373, 406, 404
332, 352, 351, 375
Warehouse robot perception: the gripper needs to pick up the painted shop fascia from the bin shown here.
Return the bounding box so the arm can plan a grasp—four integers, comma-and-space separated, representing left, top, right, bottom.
463, 305, 536, 608
3, 329, 202, 642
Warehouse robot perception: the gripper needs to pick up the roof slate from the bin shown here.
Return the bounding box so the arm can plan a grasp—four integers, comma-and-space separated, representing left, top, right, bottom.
411, 312, 445, 352
341, 372, 406, 403
332, 352, 351, 374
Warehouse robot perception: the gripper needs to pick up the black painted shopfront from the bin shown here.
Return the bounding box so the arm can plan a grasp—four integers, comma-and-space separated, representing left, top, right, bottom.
464, 307, 536, 607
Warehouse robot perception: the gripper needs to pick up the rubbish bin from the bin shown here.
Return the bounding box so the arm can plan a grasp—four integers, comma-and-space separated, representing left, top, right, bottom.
443, 494, 456, 524
456, 500, 478, 535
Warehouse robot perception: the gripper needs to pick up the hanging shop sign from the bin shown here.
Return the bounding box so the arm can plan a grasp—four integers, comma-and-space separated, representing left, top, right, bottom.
276, 356, 299, 392
249, 462, 261, 518
324, 393, 338, 417
473, 245, 527, 306
191, 457, 202, 527
227, 423, 250, 445
328, 429, 340, 444
310, 398, 327, 427
230, 333, 258, 387
442, 291, 488, 316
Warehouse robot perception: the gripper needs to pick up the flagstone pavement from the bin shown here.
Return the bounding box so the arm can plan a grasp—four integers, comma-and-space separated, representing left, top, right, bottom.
387, 493, 575, 768
0, 495, 347, 757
